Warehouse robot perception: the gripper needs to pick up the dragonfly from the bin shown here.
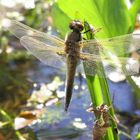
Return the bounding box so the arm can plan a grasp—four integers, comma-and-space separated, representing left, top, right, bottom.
8, 20, 140, 111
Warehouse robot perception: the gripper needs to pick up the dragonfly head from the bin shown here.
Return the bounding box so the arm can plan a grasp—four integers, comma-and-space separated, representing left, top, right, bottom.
69, 20, 84, 32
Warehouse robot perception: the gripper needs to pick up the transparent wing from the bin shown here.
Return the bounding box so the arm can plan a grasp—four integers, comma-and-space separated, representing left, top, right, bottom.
8, 20, 140, 78
20, 36, 66, 71
79, 52, 140, 78
81, 33, 140, 78
82, 33, 140, 56
8, 20, 65, 48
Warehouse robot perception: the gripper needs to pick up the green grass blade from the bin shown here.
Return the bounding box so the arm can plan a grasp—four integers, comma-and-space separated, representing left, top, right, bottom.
86, 75, 103, 106
129, 0, 140, 26
84, 21, 119, 140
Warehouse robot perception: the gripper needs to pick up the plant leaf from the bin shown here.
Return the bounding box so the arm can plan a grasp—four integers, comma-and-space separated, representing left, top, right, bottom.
55, 0, 136, 38
129, 0, 140, 26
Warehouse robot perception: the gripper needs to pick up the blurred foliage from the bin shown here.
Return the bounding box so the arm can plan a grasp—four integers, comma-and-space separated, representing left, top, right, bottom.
136, 133, 140, 140
0, 108, 37, 140
52, 0, 140, 38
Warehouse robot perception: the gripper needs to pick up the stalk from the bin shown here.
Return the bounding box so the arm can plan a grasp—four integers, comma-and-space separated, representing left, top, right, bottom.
83, 21, 119, 140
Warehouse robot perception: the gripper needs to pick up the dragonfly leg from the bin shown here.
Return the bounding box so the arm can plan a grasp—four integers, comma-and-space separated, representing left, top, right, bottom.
57, 51, 66, 57
79, 54, 88, 60
82, 27, 102, 34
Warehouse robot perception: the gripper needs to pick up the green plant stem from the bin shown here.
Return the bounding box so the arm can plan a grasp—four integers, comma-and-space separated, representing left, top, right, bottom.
84, 21, 119, 140
86, 75, 103, 106
0, 109, 24, 139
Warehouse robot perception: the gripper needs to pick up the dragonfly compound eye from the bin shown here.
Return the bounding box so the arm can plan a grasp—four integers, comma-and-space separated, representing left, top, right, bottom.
69, 20, 84, 31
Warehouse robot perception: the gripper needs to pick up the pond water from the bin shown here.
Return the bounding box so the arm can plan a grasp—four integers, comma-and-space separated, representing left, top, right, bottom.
25, 60, 136, 140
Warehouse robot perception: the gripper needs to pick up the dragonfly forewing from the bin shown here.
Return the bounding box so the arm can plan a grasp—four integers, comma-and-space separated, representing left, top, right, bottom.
82, 33, 140, 56
8, 20, 65, 48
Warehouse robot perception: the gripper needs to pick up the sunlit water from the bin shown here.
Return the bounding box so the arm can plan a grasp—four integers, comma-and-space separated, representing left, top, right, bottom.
26, 61, 136, 140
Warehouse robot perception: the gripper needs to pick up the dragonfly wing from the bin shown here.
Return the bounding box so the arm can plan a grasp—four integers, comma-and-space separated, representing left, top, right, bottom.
82, 33, 140, 56
82, 59, 107, 77
75, 60, 109, 78
8, 20, 65, 48
103, 58, 139, 82
80, 52, 140, 77
81, 33, 140, 79
20, 36, 66, 71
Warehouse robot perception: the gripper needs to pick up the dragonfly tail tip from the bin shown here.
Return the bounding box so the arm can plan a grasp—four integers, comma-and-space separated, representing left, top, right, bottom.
65, 107, 68, 112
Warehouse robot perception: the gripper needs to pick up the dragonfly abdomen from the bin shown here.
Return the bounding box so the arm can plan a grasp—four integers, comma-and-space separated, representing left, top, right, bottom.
65, 54, 79, 111
64, 20, 83, 111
